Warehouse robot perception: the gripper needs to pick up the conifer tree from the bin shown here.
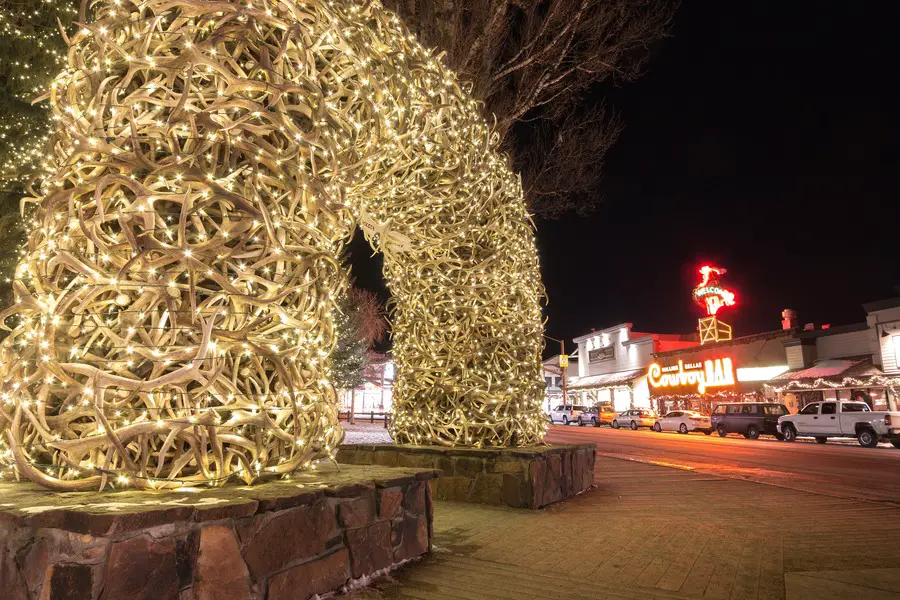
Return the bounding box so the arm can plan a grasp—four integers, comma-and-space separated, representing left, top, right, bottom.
329, 286, 387, 394
0, 0, 78, 308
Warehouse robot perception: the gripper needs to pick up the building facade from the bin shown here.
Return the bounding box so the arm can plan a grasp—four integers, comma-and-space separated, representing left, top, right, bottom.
649, 330, 792, 415
340, 353, 395, 416
765, 298, 900, 412
645, 299, 900, 416
568, 323, 697, 412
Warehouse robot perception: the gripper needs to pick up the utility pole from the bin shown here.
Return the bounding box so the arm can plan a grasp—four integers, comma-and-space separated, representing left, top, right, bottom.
544, 335, 569, 407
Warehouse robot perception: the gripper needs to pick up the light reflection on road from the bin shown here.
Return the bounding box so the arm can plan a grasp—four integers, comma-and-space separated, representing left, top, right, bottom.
547, 425, 900, 505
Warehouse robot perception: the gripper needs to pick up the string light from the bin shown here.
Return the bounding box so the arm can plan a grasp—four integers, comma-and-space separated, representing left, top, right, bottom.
767, 376, 900, 393
0, 0, 546, 490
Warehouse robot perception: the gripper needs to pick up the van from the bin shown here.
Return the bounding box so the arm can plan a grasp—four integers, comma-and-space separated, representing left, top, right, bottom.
710, 402, 789, 439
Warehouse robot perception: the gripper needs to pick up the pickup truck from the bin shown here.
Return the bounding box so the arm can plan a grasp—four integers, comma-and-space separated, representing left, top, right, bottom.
777, 400, 900, 448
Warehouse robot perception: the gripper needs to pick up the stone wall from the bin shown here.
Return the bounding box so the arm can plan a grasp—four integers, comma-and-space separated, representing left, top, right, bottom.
0, 465, 438, 600
338, 444, 595, 508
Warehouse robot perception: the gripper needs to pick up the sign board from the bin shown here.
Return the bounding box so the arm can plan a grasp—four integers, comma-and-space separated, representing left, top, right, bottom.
558, 354, 569, 368
693, 265, 736, 317
647, 357, 736, 395
588, 346, 615, 363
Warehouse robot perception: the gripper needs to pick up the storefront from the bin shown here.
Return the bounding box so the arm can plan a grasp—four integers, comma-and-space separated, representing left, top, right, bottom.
765, 357, 898, 412
340, 354, 394, 415
648, 330, 793, 415
566, 369, 646, 412
568, 322, 698, 411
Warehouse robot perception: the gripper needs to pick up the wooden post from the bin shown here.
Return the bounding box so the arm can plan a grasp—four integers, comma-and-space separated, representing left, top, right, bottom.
380, 367, 386, 410
350, 388, 356, 424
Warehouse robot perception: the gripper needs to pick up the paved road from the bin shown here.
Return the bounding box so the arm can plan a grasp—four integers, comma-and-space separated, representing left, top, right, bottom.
546, 424, 900, 504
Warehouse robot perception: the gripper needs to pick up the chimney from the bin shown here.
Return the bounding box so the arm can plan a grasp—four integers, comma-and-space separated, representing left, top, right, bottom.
781, 309, 797, 330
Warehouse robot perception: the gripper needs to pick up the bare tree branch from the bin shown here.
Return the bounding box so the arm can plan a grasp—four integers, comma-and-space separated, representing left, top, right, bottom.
517, 103, 625, 218
384, 0, 677, 218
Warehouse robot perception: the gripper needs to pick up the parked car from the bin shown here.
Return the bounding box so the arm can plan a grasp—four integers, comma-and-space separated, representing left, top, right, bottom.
577, 404, 618, 427
778, 401, 900, 448
710, 402, 788, 439
652, 410, 712, 435
549, 405, 588, 425
611, 409, 658, 430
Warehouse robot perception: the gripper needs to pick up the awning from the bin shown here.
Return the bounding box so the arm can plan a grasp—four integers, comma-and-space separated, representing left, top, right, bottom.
567, 368, 644, 391
766, 357, 889, 390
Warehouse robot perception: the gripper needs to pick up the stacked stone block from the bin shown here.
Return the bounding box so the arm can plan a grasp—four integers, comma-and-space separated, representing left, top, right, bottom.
338, 444, 595, 508
0, 465, 437, 600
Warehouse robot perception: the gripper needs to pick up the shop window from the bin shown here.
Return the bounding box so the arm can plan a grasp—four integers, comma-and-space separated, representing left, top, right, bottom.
869, 388, 888, 411
822, 390, 838, 401
798, 391, 823, 408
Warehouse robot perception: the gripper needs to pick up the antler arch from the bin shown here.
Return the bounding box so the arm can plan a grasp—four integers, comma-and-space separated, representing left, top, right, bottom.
0, 0, 545, 490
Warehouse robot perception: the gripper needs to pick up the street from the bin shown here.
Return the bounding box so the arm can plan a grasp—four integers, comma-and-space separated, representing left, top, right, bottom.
546, 424, 900, 504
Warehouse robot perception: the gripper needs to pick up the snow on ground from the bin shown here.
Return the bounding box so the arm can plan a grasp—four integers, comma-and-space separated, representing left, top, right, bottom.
341, 422, 393, 444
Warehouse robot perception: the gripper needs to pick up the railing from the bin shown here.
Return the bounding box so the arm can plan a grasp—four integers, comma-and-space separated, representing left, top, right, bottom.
338, 411, 391, 428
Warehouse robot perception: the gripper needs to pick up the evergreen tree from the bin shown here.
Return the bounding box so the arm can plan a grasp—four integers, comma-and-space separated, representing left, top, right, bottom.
0, 0, 78, 308
0, 0, 77, 179
329, 286, 387, 394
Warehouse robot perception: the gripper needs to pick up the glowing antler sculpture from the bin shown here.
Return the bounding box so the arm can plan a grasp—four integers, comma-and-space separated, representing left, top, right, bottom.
0, 0, 545, 491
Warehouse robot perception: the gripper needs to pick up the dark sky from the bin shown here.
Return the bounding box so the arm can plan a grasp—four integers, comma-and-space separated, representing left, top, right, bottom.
538, 0, 900, 348
352, 0, 900, 355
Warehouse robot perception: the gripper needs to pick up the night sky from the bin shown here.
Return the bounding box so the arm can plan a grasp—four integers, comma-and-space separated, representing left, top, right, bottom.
350, 0, 900, 356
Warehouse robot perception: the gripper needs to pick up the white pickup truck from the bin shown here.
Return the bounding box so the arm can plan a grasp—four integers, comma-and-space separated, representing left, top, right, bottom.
777, 400, 900, 448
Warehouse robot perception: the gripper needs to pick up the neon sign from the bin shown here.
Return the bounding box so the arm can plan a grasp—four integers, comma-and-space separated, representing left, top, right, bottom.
693, 265, 736, 317
648, 358, 736, 394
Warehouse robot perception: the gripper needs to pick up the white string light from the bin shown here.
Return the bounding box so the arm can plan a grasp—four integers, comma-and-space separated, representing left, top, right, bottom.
0, 0, 546, 490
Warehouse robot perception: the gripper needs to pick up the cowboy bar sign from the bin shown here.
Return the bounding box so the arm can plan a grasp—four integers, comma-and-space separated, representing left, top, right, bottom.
648, 357, 736, 394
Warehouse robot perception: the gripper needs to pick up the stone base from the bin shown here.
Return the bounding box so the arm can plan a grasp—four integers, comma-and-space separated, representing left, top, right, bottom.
0, 464, 438, 600
337, 444, 595, 509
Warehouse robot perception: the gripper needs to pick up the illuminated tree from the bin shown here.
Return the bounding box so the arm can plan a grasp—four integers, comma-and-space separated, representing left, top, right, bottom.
0, 0, 546, 490
0, 0, 78, 307
330, 286, 387, 395
0, 0, 76, 180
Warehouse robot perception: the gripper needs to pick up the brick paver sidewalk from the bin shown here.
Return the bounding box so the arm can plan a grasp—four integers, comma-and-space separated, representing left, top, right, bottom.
349, 456, 900, 599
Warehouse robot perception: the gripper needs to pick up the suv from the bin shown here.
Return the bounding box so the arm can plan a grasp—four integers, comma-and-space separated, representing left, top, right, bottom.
611, 409, 658, 430
711, 402, 788, 439
577, 404, 618, 427
549, 405, 587, 425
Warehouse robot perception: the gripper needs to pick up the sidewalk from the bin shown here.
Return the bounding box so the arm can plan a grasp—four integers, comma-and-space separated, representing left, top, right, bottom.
348, 455, 900, 600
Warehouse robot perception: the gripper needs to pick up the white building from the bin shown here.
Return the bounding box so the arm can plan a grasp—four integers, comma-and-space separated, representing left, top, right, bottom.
765, 297, 900, 411
568, 323, 697, 411
866, 296, 900, 376
340, 353, 394, 416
